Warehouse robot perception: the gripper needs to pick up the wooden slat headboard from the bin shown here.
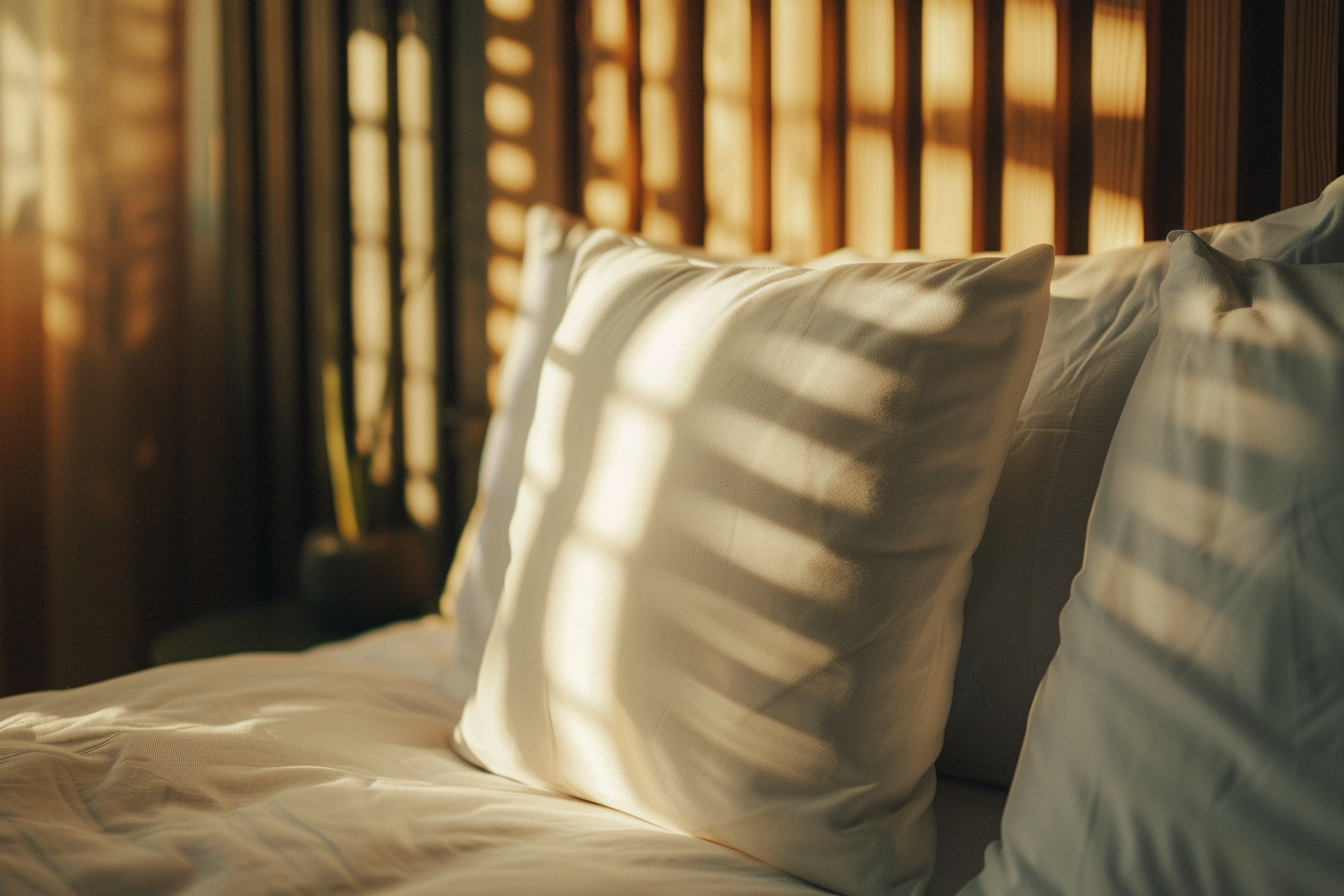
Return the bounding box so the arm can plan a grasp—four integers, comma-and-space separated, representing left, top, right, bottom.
478, 0, 1341, 395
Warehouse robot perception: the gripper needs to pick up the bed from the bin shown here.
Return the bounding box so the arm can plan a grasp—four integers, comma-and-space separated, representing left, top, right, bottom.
4, 3, 1344, 895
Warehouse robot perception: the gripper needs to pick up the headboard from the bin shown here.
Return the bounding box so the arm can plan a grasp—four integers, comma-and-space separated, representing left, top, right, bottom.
476, 0, 1341, 393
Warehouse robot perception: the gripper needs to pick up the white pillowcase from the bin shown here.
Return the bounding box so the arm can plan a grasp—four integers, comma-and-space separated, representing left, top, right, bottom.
965, 231, 1344, 895
453, 230, 1052, 896
940, 175, 1344, 787
441, 205, 590, 701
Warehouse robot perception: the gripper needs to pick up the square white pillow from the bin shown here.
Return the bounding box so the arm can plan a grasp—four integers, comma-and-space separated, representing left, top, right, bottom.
965, 231, 1344, 895
940, 175, 1344, 787
453, 230, 1052, 896
440, 205, 590, 701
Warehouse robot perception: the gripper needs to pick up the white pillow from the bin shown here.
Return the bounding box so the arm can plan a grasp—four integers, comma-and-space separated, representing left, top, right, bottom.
454, 230, 1052, 896
441, 206, 789, 701
966, 231, 1344, 895
939, 175, 1344, 787
441, 205, 589, 701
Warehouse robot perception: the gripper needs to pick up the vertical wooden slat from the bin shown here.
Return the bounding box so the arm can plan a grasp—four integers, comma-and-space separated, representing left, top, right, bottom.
1056, 0, 1093, 253
482, 0, 578, 403
580, 0, 642, 231
844, 0, 920, 253
0, 0, 47, 694
221, 0, 267, 606
397, 0, 444, 532
446, 0, 492, 521
302, 0, 347, 534
921, 0, 976, 253
181, 0, 231, 620
845, 0, 897, 255
42, 0, 190, 684
1090, 0, 1147, 251
1235, 0, 1284, 220
1184, 0, 1240, 228
260, 0, 312, 573
770, 0, 841, 261
1001, 0, 1057, 252
1143, 0, 1185, 240
972, 0, 1003, 251
639, 0, 704, 245
1280, 0, 1339, 207
703, 0, 770, 255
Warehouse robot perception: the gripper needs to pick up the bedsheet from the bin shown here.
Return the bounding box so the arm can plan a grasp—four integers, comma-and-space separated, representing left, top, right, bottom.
0, 618, 1001, 895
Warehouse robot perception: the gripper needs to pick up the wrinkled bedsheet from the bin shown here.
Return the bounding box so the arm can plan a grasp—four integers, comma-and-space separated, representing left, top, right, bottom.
1, 618, 1002, 895
1, 619, 830, 895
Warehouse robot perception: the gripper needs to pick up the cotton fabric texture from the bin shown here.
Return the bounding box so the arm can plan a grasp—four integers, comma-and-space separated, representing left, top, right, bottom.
940, 175, 1344, 787
454, 230, 1052, 896
964, 232, 1344, 895
441, 205, 590, 701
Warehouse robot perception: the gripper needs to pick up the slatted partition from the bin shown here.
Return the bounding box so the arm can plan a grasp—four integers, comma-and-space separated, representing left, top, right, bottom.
479, 0, 1343, 384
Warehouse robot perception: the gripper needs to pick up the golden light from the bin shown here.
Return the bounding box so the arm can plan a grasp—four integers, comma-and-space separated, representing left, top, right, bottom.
639, 0, 683, 245
486, 197, 528, 254
584, 177, 631, 229
1090, 1, 1146, 251
349, 27, 393, 473
846, 0, 897, 256
486, 252, 522, 306
703, 0, 756, 255
1002, 0, 1056, 251
1, 14, 41, 234
639, 79, 679, 209
398, 29, 439, 526
484, 0, 534, 24
486, 139, 536, 194
591, 0, 629, 52
484, 82, 533, 137
588, 61, 629, 168
485, 35, 533, 77
921, 0, 975, 254
770, 0, 826, 261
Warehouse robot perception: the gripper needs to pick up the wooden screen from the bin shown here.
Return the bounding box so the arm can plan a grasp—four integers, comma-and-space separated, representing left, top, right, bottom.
480, 0, 1342, 379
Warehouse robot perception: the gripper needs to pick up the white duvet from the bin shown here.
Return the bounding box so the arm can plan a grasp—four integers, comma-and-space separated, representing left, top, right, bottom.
0, 618, 1000, 895
0, 619, 829, 896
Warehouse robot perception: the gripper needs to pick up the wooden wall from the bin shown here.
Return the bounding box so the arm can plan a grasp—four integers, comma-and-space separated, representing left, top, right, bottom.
478, 0, 1342, 381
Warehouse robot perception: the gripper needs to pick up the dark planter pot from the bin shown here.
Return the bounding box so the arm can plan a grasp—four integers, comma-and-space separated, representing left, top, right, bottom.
300, 527, 439, 634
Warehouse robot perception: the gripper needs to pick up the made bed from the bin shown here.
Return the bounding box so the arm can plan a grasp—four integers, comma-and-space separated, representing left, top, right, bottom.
4, 3, 1344, 895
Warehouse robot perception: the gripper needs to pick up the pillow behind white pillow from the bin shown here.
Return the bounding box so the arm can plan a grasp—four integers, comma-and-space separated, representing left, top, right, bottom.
965, 231, 1344, 895
939, 175, 1344, 787
441, 205, 589, 701
454, 230, 1052, 896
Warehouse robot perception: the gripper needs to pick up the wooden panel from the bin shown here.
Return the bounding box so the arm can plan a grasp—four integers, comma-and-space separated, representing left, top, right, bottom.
845, 1, 921, 254
1001, 0, 1057, 252
446, 1, 491, 520
482, 0, 578, 403
1091, 0, 1147, 251
1143, 0, 1185, 240
922, 0, 976, 253
0, 0, 49, 695
639, 0, 704, 245
1184, 0, 1240, 229
770, 0, 841, 260
302, 0, 347, 535
845, 0, 897, 255
42, 0, 190, 686
580, 0, 642, 231
397, 1, 445, 531
181, 0, 231, 619
973, 0, 1003, 251
1280, 0, 1339, 207
703, 0, 770, 255
1236, 0, 1284, 220
261, 0, 313, 570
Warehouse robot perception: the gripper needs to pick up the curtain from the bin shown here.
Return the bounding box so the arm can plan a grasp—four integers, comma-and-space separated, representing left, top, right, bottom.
0, 0, 232, 693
